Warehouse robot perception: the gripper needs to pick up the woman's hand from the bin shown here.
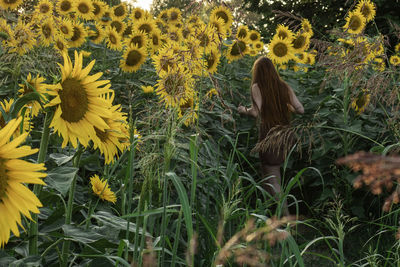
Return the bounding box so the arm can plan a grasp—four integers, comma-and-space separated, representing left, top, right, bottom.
238, 105, 247, 115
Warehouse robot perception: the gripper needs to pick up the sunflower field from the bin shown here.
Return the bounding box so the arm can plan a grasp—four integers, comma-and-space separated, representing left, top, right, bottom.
0, 0, 400, 266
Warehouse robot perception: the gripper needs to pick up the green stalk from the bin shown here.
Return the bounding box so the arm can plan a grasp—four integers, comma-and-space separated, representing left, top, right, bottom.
189, 134, 199, 206
29, 111, 53, 255
171, 208, 183, 267
61, 145, 83, 267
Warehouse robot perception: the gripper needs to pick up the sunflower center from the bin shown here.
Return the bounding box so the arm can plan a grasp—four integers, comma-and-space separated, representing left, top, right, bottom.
238, 29, 247, 38
60, 1, 71, 12
139, 24, 151, 34
59, 78, 88, 123
273, 42, 288, 57
215, 11, 228, 24
293, 35, 306, 49
114, 5, 125, 17
164, 74, 185, 96
95, 127, 108, 142
23, 82, 34, 94
39, 4, 50, 14
78, 3, 90, 14
278, 31, 288, 39
161, 12, 168, 22
123, 25, 133, 37
134, 10, 142, 20
349, 16, 362, 31
42, 24, 52, 38
356, 95, 367, 108
60, 25, 69, 34
250, 33, 258, 41
0, 115, 5, 128
170, 11, 178, 21
152, 35, 159, 46
92, 3, 100, 15
230, 40, 246, 56
4, 0, 18, 3
130, 36, 143, 48
169, 32, 179, 41
126, 50, 142, 67
70, 26, 81, 42
206, 53, 215, 69
110, 21, 122, 33
56, 40, 65, 50
198, 33, 209, 47
0, 158, 8, 201
109, 34, 117, 44
361, 5, 371, 17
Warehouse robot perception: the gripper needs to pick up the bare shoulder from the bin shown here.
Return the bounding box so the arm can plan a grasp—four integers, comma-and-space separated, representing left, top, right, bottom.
251, 83, 261, 96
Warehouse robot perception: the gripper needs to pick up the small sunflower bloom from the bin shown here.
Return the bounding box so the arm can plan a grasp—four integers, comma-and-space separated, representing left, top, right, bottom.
141, 85, 154, 94
90, 175, 116, 203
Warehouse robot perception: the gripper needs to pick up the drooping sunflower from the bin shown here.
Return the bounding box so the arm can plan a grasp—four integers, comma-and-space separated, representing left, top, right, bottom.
120, 44, 147, 73
226, 38, 249, 62
46, 51, 113, 148
125, 30, 148, 49
0, 0, 23, 10
18, 73, 48, 117
134, 18, 156, 35
275, 24, 294, 41
8, 21, 35, 55
74, 0, 94, 20
248, 30, 261, 43
210, 5, 233, 29
205, 88, 218, 99
291, 32, 311, 53
168, 7, 182, 25
301, 18, 313, 36
156, 65, 195, 108
68, 21, 87, 48
92, 0, 106, 20
390, 55, 400, 66
90, 175, 116, 203
268, 36, 295, 65
131, 7, 145, 22
351, 89, 371, 114
0, 117, 47, 248
109, 18, 126, 35
105, 26, 122, 51
53, 35, 69, 54
88, 22, 105, 44
58, 18, 74, 39
343, 10, 366, 35
356, 0, 376, 22
203, 48, 221, 74
38, 18, 55, 47
34, 0, 53, 19
112, 3, 127, 20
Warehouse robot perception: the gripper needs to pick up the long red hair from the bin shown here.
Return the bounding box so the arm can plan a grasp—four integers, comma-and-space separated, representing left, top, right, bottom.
251, 56, 291, 129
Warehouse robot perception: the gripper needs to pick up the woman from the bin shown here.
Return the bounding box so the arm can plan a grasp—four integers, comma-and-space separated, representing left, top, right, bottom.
238, 56, 304, 214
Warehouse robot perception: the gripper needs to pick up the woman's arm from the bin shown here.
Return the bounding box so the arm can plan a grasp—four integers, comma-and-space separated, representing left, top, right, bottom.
288, 86, 304, 114
238, 84, 261, 118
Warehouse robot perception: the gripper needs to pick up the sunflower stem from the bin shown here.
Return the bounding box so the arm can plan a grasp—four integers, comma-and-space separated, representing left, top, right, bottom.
61, 145, 83, 267
28, 110, 53, 255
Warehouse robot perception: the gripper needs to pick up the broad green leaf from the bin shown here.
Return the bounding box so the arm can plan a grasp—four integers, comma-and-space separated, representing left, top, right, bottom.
45, 167, 78, 196
62, 224, 104, 243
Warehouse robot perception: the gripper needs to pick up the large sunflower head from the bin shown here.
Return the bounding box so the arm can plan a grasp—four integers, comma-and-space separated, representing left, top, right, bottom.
156, 65, 195, 108
46, 51, 113, 148
120, 44, 147, 73
58, 18, 74, 39
34, 0, 53, 19
168, 7, 182, 24
0, 0, 23, 10
390, 55, 400, 66
167, 26, 182, 43
125, 30, 148, 49
90, 175, 116, 203
343, 10, 366, 35
74, 0, 94, 20
99, 7, 112, 26
149, 29, 162, 53
18, 73, 48, 117
134, 18, 156, 35
112, 3, 127, 20
356, 0, 376, 22
268, 36, 295, 65
210, 5, 233, 29
158, 10, 169, 23
195, 24, 219, 53
109, 18, 126, 34
292, 32, 311, 52
275, 24, 294, 41
208, 17, 226, 39
226, 38, 249, 63
248, 30, 261, 43
131, 7, 145, 22
253, 41, 264, 52
56, 0, 75, 15
0, 117, 47, 248
68, 21, 88, 48
105, 26, 122, 51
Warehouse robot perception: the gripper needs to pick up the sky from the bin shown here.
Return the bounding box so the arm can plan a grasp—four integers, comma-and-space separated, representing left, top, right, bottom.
124, 0, 153, 10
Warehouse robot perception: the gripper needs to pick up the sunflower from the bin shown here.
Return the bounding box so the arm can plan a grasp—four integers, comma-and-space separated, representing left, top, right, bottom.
0, 19, 12, 44
122, 22, 134, 38
57, 0, 74, 15
88, 22, 105, 44
195, 24, 218, 54
156, 65, 195, 108
203, 48, 220, 74
352, 89, 371, 114
253, 41, 264, 51
292, 32, 310, 53
68, 21, 87, 48
90, 175, 116, 203
158, 10, 169, 23
109, 18, 126, 34
92, 95, 129, 164
305, 52, 316, 65
168, 7, 182, 24
390, 55, 400, 66
294, 52, 308, 64
167, 26, 182, 43
0, 117, 47, 248
0, 0, 23, 10
0, 99, 31, 137
210, 5, 233, 29
125, 30, 148, 49
301, 18, 313, 36
92, 0, 106, 20
18, 73, 48, 117
248, 30, 260, 43
395, 43, 400, 52
187, 15, 201, 27
120, 44, 147, 73
131, 7, 145, 22
141, 85, 154, 94
226, 38, 248, 62
74, 0, 94, 20
53, 35, 69, 54
343, 10, 366, 35
152, 44, 178, 73
134, 18, 156, 35
105, 26, 122, 50
8, 21, 35, 55
275, 24, 294, 41
34, 0, 53, 19
178, 95, 199, 126
46, 51, 113, 148
99, 7, 112, 26
205, 88, 218, 99
38, 18, 55, 47
112, 3, 127, 20
58, 18, 74, 39
236, 25, 249, 40
372, 57, 385, 72
181, 24, 194, 40
268, 36, 294, 65
356, 0, 376, 22
149, 29, 162, 54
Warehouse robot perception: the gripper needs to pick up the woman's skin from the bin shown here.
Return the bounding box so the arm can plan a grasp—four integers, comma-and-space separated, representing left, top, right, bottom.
238, 82, 304, 216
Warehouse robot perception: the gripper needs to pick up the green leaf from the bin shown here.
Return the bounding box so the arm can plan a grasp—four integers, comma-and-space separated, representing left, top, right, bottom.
62, 224, 104, 243
49, 153, 74, 166
45, 167, 78, 196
